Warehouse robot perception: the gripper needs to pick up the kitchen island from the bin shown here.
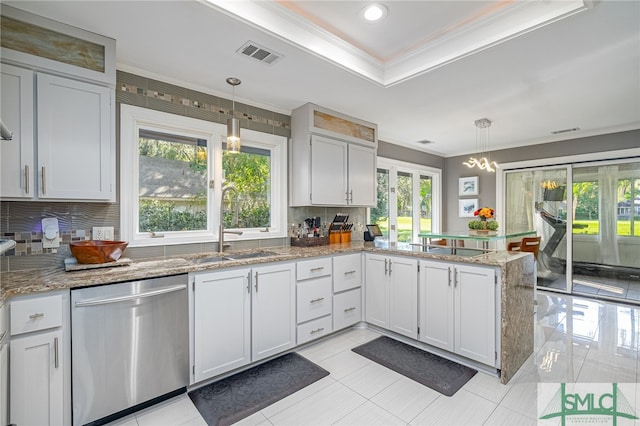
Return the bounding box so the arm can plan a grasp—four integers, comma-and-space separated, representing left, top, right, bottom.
0, 241, 534, 384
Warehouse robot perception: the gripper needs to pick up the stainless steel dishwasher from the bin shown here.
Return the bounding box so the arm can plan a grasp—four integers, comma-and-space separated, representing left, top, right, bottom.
71, 274, 189, 425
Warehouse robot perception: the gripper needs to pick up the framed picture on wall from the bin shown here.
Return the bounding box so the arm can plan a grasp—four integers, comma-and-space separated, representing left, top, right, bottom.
459, 198, 478, 217
459, 176, 478, 196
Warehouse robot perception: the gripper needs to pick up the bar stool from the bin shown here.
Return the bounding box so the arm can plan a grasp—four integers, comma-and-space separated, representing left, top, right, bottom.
508, 236, 540, 261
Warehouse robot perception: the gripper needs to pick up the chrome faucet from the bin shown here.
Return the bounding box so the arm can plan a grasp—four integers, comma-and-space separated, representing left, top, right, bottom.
220, 183, 243, 253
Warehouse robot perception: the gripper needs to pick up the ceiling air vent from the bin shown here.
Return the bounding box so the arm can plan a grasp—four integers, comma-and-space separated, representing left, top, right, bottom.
416, 139, 435, 144
237, 41, 283, 65
551, 127, 580, 135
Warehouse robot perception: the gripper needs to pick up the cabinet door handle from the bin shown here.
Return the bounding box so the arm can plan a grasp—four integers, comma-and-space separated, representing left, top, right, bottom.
310, 297, 324, 303
247, 272, 251, 293
349, 190, 353, 203
345, 191, 349, 203
29, 312, 45, 319
310, 266, 325, 272
384, 259, 388, 275
254, 271, 259, 292
310, 327, 324, 335
41, 166, 46, 195
344, 307, 356, 312
25, 165, 30, 194
454, 270, 458, 288
344, 270, 356, 275
448, 267, 452, 287
54, 337, 59, 369
388, 259, 392, 275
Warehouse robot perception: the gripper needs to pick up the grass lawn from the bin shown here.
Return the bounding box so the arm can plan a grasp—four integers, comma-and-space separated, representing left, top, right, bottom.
375, 217, 432, 241
573, 220, 640, 236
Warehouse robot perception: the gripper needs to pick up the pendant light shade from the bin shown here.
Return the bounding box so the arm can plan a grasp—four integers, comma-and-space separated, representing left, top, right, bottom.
463, 118, 499, 172
226, 77, 241, 153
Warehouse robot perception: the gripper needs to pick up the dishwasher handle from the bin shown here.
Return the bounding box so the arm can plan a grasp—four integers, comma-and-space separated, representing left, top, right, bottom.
74, 284, 187, 307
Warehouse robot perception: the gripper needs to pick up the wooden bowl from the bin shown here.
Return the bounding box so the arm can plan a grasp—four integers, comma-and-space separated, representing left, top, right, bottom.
69, 240, 128, 264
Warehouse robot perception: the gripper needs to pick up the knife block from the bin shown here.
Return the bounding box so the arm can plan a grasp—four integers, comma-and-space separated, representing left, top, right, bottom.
340, 231, 351, 243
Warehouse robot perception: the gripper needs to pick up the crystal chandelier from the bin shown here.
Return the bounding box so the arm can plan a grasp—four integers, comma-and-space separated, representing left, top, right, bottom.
463, 118, 499, 172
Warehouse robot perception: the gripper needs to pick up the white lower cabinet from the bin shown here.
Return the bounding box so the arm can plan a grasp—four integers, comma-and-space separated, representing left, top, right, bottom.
192, 267, 251, 383
0, 340, 6, 426
252, 263, 296, 361
191, 262, 295, 383
9, 291, 69, 426
297, 315, 333, 345
365, 253, 418, 339
0, 303, 7, 426
10, 330, 64, 426
419, 260, 497, 366
333, 288, 361, 331
296, 257, 333, 344
333, 253, 362, 331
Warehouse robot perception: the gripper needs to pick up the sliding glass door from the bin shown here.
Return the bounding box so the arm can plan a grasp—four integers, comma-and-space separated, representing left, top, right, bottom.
572, 160, 640, 301
504, 158, 640, 303
505, 166, 571, 292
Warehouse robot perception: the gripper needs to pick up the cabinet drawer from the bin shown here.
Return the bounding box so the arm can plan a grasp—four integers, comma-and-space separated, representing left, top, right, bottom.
297, 257, 332, 281
297, 315, 332, 345
10, 294, 62, 336
333, 288, 362, 331
333, 253, 362, 292
297, 276, 332, 324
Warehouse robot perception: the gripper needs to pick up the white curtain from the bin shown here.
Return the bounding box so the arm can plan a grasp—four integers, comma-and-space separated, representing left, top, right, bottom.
598, 165, 620, 265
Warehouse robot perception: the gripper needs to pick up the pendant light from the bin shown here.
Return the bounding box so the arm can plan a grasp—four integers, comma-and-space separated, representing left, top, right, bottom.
226, 77, 241, 153
463, 118, 499, 172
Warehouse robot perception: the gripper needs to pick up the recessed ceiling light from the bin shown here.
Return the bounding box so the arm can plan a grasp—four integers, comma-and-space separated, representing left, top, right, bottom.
362, 3, 388, 22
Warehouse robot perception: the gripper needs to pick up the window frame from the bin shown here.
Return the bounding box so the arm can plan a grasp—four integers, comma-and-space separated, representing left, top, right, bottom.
370, 157, 442, 245
120, 104, 287, 247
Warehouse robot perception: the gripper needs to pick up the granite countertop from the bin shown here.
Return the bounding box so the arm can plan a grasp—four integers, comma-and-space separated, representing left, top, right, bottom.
0, 242, 530, 303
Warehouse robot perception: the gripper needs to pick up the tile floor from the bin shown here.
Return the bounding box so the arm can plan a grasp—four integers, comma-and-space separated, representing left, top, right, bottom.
108, 290, 640, 425
540, 272, 640, 304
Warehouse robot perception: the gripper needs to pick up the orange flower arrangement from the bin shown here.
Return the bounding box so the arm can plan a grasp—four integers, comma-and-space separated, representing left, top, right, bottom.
474, 207, 495, 221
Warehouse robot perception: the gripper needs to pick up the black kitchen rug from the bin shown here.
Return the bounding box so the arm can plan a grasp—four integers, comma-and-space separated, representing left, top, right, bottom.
352, 335, 477, 397
188, 352, 329, 426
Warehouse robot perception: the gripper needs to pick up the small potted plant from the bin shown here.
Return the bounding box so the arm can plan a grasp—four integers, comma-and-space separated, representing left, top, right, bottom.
468, 207, 498, 234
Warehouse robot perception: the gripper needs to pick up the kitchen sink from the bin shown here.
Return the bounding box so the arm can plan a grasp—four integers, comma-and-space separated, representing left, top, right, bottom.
191, 256, 228, 264
222, 251, 279, 260
191, 251, 280, 264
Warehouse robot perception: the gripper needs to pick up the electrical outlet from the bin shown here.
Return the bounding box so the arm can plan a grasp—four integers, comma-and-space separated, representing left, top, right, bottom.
42, 218, 60, 248
93, 226, 114, 241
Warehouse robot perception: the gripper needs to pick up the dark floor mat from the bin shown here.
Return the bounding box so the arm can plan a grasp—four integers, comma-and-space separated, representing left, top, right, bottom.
352, 335, 477, 397
188, 352, 329, 426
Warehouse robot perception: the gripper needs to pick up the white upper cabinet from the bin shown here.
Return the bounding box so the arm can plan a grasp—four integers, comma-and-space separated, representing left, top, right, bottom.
0, 5, 116, 202
290, 103, 377, 207
0, 63, 34, 198
36, 73, 113, 200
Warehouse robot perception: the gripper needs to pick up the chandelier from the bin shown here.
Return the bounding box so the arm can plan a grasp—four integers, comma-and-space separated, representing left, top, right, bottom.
463, 118, 499, 172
